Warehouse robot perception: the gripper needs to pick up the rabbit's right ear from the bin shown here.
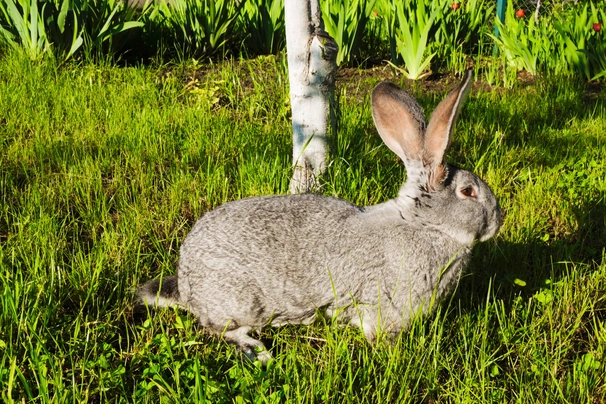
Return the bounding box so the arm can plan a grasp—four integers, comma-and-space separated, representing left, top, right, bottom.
371, 82, 427, 173
423, 69, 473, 190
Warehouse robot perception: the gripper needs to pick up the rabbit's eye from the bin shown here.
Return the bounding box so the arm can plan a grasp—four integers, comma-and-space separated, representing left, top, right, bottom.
460, 186, 477, 198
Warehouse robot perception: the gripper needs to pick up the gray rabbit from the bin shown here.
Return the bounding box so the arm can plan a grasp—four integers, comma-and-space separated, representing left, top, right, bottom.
138, 70, 502, 363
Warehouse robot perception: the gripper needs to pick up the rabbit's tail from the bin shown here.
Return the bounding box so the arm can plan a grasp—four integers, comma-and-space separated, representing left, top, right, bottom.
137, 276, 181, 308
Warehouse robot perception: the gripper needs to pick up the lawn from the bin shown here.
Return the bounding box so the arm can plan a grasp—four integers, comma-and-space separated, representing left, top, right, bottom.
0, 49, 605, 402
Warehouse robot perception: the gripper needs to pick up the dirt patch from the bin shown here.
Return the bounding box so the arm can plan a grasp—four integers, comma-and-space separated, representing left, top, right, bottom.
156, 55, 604, 104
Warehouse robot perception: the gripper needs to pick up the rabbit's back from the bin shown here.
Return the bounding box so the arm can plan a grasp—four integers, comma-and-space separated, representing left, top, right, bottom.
177, 193, 373, 328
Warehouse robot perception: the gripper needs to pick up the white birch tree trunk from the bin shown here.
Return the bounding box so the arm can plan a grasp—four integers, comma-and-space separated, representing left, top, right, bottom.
284, 0, 338, 194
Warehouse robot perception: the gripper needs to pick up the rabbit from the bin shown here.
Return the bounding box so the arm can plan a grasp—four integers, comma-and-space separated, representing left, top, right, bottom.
137, 69, 502, 364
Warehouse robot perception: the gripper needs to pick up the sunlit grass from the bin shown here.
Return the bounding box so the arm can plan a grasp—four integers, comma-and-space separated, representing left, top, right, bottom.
0, 50, 605, 402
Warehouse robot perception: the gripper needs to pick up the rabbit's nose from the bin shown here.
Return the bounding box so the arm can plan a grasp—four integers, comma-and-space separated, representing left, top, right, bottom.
492, 205, 505, 233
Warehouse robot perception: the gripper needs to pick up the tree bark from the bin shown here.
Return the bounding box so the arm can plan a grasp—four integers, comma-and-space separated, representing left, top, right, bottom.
284, 0, 338, 193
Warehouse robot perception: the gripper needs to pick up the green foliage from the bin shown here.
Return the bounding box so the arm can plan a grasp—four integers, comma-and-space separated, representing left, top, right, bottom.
437, 0, 494, 52
76, 0, 144, 60
491, 0, 606, 80
239, 0, 284, 55
0, 0, 603, 83
434, 0, 494, 73
390, 0, 440, 79
489, 1, 555, 76
148, 0, 245, 59
0, 0, 142, 62
375, 0, 494, 79
321, 0, 376, 66
552, 2, 606, 80
0, 0, 51, 60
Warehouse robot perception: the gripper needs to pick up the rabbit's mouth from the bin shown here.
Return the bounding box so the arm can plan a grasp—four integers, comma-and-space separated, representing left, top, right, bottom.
479, 228, 499, 242
478, 204, 503, 242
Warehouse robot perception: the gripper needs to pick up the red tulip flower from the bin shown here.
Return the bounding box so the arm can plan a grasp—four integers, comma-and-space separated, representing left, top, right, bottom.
516, 9, 525, 18
593, 22, 602, 32
452, 2, 460, 10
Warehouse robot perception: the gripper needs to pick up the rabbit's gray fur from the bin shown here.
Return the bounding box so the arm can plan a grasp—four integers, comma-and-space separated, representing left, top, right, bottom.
137, 70, 502, 363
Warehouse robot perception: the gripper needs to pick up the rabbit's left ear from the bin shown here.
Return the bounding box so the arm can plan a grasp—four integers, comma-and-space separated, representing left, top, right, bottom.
424, 69, 473, 189
371, 81, 428, 175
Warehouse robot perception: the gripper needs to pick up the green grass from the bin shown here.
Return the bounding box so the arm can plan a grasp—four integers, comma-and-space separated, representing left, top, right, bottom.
0, 49, 605, 402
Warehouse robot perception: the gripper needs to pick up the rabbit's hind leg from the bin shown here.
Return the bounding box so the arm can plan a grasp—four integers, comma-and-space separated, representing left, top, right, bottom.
224, 326, 272, 364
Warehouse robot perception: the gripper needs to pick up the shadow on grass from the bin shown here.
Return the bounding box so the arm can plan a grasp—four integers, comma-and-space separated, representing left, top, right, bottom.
455, 193, 605, 314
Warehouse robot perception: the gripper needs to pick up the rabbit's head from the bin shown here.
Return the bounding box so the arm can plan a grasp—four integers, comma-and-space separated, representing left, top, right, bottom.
371, 70, 502, 245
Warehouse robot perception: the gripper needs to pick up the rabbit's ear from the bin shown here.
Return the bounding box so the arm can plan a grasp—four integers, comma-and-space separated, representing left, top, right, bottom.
424, 69, 473, 189
371, 82, 427, 171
